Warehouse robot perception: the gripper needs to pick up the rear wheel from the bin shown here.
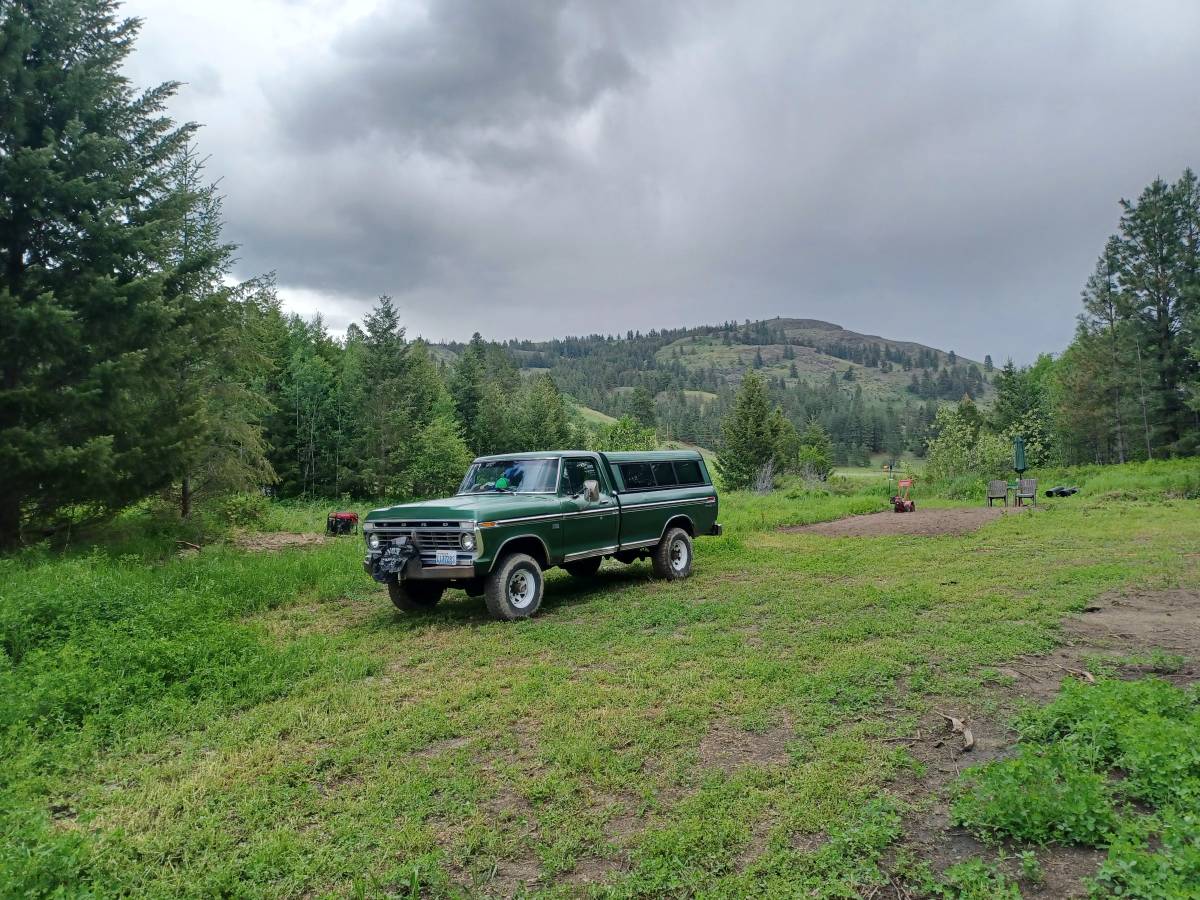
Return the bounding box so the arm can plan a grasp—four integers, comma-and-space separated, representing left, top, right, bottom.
564, 556, 602, 578
484, 553, 544, 620
652, 527, 693, 580
388, 578, 445, 613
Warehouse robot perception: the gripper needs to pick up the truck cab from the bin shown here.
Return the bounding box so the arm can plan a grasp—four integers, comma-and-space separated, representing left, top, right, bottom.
362, 450, 721, 620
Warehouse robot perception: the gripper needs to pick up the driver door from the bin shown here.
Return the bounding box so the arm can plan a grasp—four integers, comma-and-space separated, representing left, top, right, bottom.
559, 457, 619, 560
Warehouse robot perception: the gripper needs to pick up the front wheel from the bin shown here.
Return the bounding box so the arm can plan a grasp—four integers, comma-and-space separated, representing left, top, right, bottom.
388, 578, 445, 613
652, 527, 693, 580
484, 553, 544, 620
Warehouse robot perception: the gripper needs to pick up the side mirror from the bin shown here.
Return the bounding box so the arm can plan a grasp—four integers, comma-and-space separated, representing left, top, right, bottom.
583, 479, 601, 503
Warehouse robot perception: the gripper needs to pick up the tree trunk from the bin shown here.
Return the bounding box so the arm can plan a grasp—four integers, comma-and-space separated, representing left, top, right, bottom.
1134, 336, 1153, 459
181, 474, 192, 519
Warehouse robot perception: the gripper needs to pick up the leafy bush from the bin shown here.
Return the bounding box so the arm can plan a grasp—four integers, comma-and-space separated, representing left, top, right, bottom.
934, 859, 1022, 899
952, 743, 1118, 845
1016, 676, 1196, 766
214, 491, 270, 529
952, 676, 1200, 892
1093, 808, 1200, 899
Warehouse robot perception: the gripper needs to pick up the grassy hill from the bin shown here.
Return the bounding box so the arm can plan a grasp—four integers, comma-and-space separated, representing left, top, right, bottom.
655, 318, 988, 406
443, 317, 988, 409
436, 317, 989, 455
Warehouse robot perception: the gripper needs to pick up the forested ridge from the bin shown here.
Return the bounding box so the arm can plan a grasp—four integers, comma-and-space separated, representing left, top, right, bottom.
2, 0, 1199, 545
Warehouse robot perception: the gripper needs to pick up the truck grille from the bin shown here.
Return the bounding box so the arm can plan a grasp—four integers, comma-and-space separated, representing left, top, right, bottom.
371, 524, 470, 565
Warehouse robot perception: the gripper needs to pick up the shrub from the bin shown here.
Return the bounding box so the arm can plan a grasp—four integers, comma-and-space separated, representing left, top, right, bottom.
1017, 677, 1197, 770
951, 743, 1118, 845
1092, 809, 1200, 899
934, 859, 1022, 899
214, 492, 270, 529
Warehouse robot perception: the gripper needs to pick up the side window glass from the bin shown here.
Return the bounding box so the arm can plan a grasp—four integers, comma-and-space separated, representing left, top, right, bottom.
620, 463, 654, 490
563, 459, 600, 495
651, 462, 678, 486
674, 460, 703, 485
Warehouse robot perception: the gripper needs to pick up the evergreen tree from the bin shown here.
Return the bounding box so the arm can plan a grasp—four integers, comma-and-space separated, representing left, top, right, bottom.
450, 332, 488, 452
358, 295, 410, 494
405, 410, 472, 499
1114, 172, 1200, 454
0, 0, 197, 545
627, 385, 656, 428
519, 373, 574, 450
161, 145, 275, 516
716, 372, 780, 490
797, 419, 834, 480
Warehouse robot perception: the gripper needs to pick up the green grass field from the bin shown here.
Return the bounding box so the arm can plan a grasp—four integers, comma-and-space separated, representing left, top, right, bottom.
2, 462, 1199, 897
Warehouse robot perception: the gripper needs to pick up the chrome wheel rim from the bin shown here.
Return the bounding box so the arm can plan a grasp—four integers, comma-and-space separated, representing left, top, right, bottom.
508, 568, 535, 609
670, 538, 689, 572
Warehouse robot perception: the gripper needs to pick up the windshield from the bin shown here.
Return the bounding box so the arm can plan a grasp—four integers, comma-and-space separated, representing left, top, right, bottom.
457, 458, 559, 494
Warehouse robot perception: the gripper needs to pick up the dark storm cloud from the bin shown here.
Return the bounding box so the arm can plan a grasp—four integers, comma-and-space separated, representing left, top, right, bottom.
184, 0, 1200, 358
277, 0, 646, 169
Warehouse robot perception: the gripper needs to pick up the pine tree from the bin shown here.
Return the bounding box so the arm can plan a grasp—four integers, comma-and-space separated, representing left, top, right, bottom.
798, 419, 834, 480
358, 295, 409, 494
406, 410, 472, 499
521, 373, 574, 450
161, 145, 275, 516
0, 0, 196, 545
716, 372, 779, 490
450, 332, 488, 452
1114, 172, 1200, 454
627, 386, 656, 428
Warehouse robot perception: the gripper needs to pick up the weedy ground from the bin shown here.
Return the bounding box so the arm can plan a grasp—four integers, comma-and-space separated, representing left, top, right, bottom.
1, 460, 1198, 898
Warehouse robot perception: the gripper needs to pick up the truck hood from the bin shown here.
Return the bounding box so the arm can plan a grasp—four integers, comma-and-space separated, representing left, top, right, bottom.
365, 493, 561, 523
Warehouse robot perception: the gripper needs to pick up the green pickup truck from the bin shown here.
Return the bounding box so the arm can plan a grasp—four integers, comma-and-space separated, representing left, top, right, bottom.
363, 450, 721, 620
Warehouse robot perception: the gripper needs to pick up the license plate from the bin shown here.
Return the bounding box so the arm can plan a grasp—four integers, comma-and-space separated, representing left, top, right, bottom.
434, 550, 457, 566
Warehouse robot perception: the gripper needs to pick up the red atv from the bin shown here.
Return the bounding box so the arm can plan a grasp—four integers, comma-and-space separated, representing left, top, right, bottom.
891, 478, 916, 513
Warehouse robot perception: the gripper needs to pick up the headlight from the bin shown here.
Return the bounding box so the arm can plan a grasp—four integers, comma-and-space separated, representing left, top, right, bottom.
368, 533, 380, 550
460, 532, 476, 551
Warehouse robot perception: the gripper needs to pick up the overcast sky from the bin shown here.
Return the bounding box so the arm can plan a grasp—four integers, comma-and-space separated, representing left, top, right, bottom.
121, 0, 1200, 362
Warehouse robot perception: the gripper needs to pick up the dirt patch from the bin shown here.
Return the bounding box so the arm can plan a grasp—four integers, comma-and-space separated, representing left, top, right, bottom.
416, 736, 470, 758
476, 857, 541, 897
231, 531, 328, 552
563, 856, 625, 886
698, 717, 794, 772
885, 587, 1200, 896
604, 811, 644, 847
782, 506, 1024, 538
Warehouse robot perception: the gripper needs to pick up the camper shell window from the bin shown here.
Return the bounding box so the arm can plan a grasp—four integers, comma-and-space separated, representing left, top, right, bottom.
617, 458, 707, 492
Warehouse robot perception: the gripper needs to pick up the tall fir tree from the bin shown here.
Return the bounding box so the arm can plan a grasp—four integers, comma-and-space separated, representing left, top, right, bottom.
450, 332, 488, 452
160, 144, 275, 516
0, 0, 196, 545
716, 372, 780, 490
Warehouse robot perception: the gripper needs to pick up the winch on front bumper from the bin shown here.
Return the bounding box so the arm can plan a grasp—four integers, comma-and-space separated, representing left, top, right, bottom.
362, 522, 479, 583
